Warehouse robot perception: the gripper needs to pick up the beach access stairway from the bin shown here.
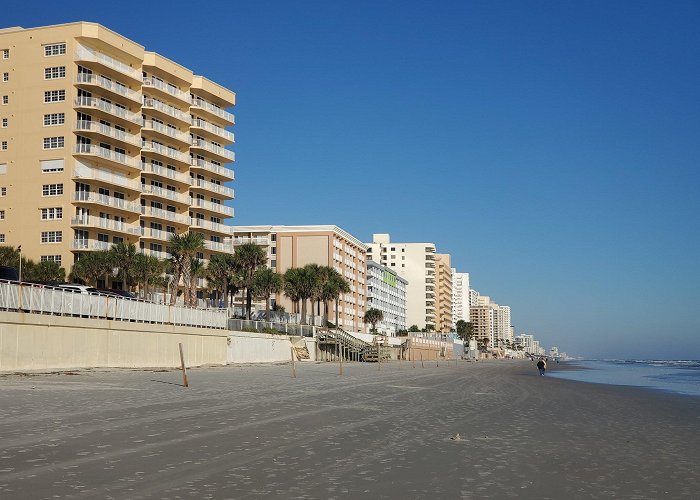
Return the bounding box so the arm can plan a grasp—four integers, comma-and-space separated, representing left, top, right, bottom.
316, 328, 391, 362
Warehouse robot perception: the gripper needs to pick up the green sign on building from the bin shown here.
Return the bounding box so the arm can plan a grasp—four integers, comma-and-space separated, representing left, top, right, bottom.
383, 270, 397, 288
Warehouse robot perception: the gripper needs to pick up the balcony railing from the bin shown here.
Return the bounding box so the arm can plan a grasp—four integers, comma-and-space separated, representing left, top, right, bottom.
232, 236, 270, 245
142, 120, 189, 143
71, 239, 113, 251
142, 77, 190, 103
190, 97, 235, 123
140, 162, 189, 184
75, 45, 140, 81
141, 228, 173, 241
74, 96, 141, 124
191, 198, 234, 217
191, 139, 235, 161
204, 240, 234, 253
140, 206, 190, 225
75, 120, 139, 146
189, 177, 234, 198
190, 218, 234, 234
142, 185, 188, 204
191, 118, 235, 142
73, 191, 141, 213
75, 73, 141, 102
74, 143, 139, 169
141, 141, 189, 163
142, 98, 189, 123
72, 168, 141, 191
71, 215, 138, 233
190, 158, 235, 180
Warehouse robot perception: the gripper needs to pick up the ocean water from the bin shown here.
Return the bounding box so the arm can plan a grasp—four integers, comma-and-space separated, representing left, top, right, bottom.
547, 359, 700, 397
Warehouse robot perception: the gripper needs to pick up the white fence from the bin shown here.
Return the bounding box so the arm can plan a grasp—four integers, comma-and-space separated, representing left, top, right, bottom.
228, 319, 316, 337
0, 281, 227, 329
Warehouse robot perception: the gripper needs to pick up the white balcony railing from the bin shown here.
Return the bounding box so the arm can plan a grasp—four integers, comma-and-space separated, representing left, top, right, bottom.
75, 120, 139, 145
190, 97, 235, 123
191, 118, 235, 142
141, 141, 189, 163
140, 162, 189, 184
189, 177, 234, 198
75, 73, 141, 102
72, 168, 141, 191
142, 120, 189, 143
191, 198, 234, 217
190, 218, 234, 234
74, 143, 139, 169
71, 239, 112, 251
191, 139, 235, 161
71, 215, 137, 233
74, 96, 141, 124
142, 77, 190, 103
204, 240, 234, 253
142, 98, 189, 122
73, 191, 141, 213
190, 158, 235, 180
142, 185, 188, 204
75, 45, 141, 81
232, 236, 270, 245
140, 206, 190, 225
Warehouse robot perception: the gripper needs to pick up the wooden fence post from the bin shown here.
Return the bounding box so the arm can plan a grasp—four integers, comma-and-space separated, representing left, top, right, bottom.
179, 342, 189, 388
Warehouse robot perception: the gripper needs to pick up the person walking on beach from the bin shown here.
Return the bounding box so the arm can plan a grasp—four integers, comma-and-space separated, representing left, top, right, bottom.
537, 358, 546, 376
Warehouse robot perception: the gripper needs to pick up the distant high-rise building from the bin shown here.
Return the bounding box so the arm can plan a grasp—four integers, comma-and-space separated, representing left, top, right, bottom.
451, 269, 470, 328
366, 260, 407, 335
434, 253, 453, 333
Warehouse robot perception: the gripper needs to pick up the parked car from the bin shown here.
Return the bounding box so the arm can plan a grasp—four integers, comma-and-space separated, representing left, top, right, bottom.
0, 266, 19, 281
56, 284, 100, 295
96, 288, 136, 299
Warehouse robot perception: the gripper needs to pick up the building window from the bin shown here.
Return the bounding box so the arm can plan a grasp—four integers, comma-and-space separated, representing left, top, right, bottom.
43, 113, 65, 126
41, 255, 62, 265
43, 136, 64, 149
1, 49, 8, 59
0, 187, 5, 196
41, 207, 63, 220
44, 44, 66, 57
44, 66, 66, 80
41, 231, 62, 243
0, 210, 4, 220
1, 141, 6, 151
2, 73, 8, 82
1, 118, 6, 127
0, 234, 4, 243
40, 159, 64, 173
42, 184, 63, 196
2, 95, 7, 105
43, 90, 65, 103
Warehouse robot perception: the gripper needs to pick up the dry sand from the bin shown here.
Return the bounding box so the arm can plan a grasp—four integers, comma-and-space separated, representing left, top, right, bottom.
0, 360, 698, 499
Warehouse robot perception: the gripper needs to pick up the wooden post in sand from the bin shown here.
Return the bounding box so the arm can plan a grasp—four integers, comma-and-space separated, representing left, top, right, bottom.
421, 351, 424, 368
412, 348, 416, 368
178, 342, 189, 388
339, 343, 343, 376
290, 346, 297, 378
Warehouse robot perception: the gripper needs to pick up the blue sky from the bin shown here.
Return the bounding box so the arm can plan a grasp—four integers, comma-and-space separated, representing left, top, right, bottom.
6, 1, 699, 358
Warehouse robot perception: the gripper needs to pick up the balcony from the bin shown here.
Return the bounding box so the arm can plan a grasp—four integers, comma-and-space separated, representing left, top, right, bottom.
75, 45, 141, 82
75, 73, 141, 104
190, 218, 234, 234
190, 97, 235, 124
75, 120, 139, 147
73, 191, 141, 214
142, 98, 190, 124
190, 158, 235, 180
142, 77, 190, 105
190, 138, 235, 163
204, 240, 234, 253
74, 96, 141, 125
142, 185, 189, 204
189, 177, 234, 198
70, 239, 113, 251
232, 236, 270, 245
73, 144, 139, 171
142, 120, 190, 145
140, 227, 173, 242
141, 141, 189, 164
71, 215, 140, 234
191, 198, 233, 217
72, 168, 141, 192
190, 118, 235, 143
140, 162, 190, 185
139, 248, 170, 260
140, 206, 190, 225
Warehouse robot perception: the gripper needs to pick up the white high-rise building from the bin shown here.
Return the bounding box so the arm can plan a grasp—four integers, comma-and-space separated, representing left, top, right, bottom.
451, 269, 470, 329
366, 234, 437, 331
366, 260, 408, 335
495, 305, 512, 346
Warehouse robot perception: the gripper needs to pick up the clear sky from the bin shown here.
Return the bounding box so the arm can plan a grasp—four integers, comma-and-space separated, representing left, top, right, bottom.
6, 1, 699, 359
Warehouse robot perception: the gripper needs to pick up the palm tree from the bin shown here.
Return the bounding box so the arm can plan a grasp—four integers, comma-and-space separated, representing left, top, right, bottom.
169, 232, 204, 307
0, 245, 20, 268
321, 267, 350, 328
233, 242, 267, 319
70, 251, 112, 287
283, 267, 303, 316
251, 268, 283, 320
364, 308, 384, 333
29, 260, 66, 283
304, 263, 325, 326
109, 242, 139, 291
166, 242, 184, 306
132, 254, 164, 300
188, 258, 205, 307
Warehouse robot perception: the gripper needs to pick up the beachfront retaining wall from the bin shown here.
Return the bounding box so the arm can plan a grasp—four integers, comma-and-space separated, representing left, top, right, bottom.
227, 331, 317, 364
0, 311, 228, 371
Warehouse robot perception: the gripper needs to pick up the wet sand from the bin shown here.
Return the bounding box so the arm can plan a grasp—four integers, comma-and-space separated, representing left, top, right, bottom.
0, 360, 698, 499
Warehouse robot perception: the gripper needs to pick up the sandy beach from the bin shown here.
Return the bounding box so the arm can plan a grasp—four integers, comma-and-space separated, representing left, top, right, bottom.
0, 360, 698, 499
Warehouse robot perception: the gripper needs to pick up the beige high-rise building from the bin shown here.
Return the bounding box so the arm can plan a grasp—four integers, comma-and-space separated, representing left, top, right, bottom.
232, 225, 368, 333
0, 22, 235, 280
434, 253, 453, 333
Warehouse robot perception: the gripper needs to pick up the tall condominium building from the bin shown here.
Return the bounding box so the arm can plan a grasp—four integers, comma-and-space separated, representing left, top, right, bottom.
366, 260, 407, 336
434, 253, 453, 333
0, 23, 235, 276
365, 234, 437, 331
495, 304, 513, 345
470, 297, 495, 346
451, 269, 470, 329
232, 225, 368, 333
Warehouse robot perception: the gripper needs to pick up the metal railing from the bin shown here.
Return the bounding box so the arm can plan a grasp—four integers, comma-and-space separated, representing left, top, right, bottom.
228, 318, 316, 337
0, 280, 227, 329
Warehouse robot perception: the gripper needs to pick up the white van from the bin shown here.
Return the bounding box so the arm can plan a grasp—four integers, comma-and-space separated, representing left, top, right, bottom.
56, 284, 99, 295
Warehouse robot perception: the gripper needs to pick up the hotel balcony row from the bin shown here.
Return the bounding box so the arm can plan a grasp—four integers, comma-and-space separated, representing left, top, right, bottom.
75, 72, 142, 105
69, 240, 232, 258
